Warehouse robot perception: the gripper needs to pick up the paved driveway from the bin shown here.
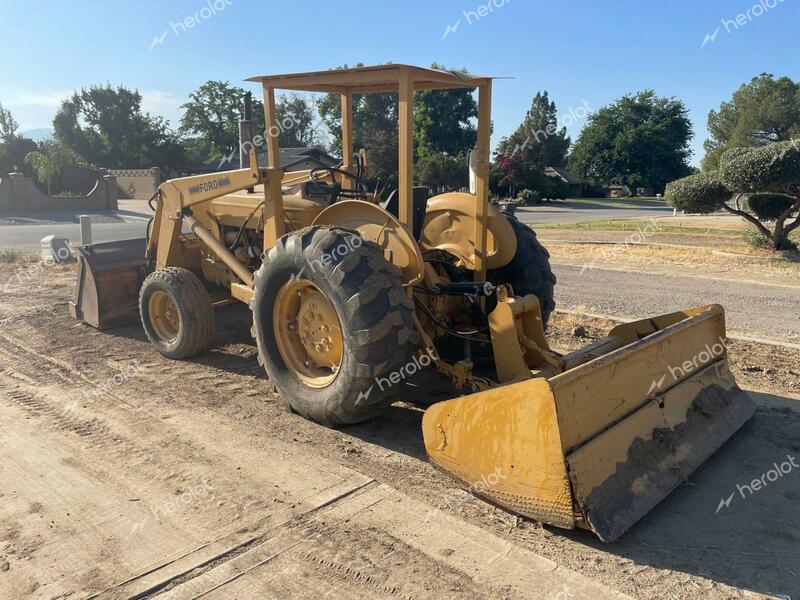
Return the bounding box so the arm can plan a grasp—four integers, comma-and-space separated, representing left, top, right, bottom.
516, 198, 674, 224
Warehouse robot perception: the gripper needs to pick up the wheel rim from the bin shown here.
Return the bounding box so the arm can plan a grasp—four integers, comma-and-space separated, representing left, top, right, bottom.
273, 279, 343, 388
148, 290, 181, 342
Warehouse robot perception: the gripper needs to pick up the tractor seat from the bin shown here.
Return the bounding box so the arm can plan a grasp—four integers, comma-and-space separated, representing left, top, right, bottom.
380, 187, 430, 240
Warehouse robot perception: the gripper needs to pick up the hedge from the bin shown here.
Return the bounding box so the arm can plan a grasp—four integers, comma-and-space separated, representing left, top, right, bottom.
665, 172, 731, 214
719, 140, 800, 194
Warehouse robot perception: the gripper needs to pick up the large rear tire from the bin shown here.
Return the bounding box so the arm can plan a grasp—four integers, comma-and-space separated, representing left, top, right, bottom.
251, 226, 420, 427
139, 267, 215, 359
488, 216, 556, 328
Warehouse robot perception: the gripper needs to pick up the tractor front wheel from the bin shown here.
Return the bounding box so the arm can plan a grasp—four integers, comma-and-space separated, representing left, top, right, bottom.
139, 267, 215, 359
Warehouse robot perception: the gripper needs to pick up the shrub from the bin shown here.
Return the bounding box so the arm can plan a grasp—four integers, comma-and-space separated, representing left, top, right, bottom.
666, 141, 800, 250
665, 173, 731, 214
719, 140, 800, 194
743, 228, 772, 249
0, 248, 23, 263
747, 193, 797, 222
542, 178, 569, 200
518, 189, 542, 205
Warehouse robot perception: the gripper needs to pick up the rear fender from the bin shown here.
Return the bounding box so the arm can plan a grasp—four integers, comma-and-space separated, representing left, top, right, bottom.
420, 192, 516, 270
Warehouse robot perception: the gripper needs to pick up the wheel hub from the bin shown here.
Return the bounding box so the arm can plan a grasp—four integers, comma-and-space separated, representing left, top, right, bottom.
273, 279, 343, 387
297, 290, 341, 367
148, 290, 180, 342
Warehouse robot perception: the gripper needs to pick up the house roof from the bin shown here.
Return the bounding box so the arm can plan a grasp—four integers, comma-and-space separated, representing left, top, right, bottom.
193, 146, 339, 174
544, 166, 586, 185
246, 64, 499, 94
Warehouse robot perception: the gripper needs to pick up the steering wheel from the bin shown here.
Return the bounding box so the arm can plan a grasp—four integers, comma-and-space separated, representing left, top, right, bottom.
310, 166, 367, 200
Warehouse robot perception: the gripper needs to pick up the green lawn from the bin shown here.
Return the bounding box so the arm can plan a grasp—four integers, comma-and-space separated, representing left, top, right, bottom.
535, 219, 742, 236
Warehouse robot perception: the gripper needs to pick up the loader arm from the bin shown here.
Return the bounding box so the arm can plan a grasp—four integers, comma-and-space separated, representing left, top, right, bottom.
147, 148, 280, 271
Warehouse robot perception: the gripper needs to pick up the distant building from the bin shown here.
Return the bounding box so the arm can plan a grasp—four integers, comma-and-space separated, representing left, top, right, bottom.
543, 166, 586, 198
605, 184, 632, 198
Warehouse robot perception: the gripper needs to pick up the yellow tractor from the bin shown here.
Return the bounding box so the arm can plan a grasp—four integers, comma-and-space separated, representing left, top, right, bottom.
71, 65, 754, 542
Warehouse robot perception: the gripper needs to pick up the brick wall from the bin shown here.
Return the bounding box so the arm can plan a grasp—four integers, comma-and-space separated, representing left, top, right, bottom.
107, 167, 161, 199
2, 173, 118, 211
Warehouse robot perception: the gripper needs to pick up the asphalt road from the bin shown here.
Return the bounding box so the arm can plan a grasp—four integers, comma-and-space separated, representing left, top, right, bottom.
552, 263, 800, 344
0, 221, 148, 251
516, 199, 674, 224
0, 199, 673, 251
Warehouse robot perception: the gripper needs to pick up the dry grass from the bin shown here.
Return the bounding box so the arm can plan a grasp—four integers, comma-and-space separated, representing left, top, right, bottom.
546, 311, 800, 396
0, 248, 37, 263
547, 242, 800, 282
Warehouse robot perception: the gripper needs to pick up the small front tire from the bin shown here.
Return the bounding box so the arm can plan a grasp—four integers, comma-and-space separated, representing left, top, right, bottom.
139, 267, 215, 359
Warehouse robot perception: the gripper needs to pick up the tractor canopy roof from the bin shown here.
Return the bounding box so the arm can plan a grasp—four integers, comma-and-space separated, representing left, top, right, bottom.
246, 64, 498, 93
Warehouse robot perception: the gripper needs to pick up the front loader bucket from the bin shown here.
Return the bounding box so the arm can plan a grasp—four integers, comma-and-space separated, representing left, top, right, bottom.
70, 238, 147, 329
422, 305, 755, 541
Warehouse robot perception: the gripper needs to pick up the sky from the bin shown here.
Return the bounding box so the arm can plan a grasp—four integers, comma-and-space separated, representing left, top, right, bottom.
1, 0, 797, 166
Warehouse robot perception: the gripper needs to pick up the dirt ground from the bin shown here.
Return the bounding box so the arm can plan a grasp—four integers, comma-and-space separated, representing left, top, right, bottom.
1, 262, 799, 599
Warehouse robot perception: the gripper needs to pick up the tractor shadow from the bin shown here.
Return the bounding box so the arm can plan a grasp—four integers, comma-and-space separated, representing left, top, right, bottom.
342, 369, 460, 460
349, 385, 800, 597
95, 301, 265, 375
76, 303, 800, 595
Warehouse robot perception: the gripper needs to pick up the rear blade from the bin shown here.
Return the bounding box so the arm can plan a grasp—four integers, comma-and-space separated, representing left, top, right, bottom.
565, 360, 754, 541
70, 238, 147, 329
423, 304, 756, 542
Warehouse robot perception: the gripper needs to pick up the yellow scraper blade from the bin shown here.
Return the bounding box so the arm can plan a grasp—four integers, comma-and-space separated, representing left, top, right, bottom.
422, 304, 755, 541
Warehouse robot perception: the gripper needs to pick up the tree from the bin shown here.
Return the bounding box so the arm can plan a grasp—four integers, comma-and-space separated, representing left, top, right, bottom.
496, 91, 570, 167
318, 66, 399, 180
494, 151, 543, 197
702, 74, 800, 171
414, 65, 477, 156
412, 65, 477, 192
570, 90, 693, 193
25, 138, 79, 195
0, 102, 19, 143
0, 102, 37, 176
180, 81, 265, 162
494, 91, 571, 197
666, 140, 800, 250
414, 151, 468, 193
54, 85, 186, 173
274, 94, 320, 148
